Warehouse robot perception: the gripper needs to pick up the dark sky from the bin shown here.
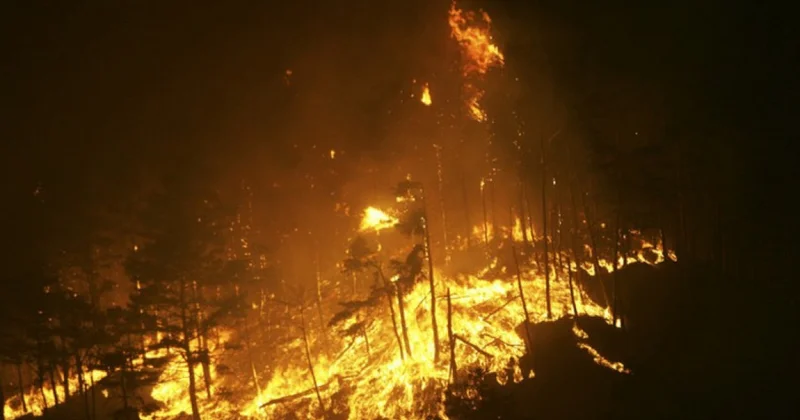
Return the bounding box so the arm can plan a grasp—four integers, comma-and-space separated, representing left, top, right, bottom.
2, 0, 796, 268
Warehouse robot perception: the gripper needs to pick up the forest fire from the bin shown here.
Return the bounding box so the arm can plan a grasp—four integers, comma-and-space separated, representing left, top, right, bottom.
5, 0, 745, 419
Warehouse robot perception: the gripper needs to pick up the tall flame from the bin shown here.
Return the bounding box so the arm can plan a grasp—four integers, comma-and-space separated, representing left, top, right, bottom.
448, 1, 504, 121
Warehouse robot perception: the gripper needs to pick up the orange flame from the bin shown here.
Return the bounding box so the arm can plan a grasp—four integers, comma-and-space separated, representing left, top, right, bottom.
421, 83, 432, 106
448, 1, 504, 122
359, 206, 399, 232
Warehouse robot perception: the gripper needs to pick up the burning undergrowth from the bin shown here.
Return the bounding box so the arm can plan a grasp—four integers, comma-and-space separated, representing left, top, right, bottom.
210, 210, 671, 419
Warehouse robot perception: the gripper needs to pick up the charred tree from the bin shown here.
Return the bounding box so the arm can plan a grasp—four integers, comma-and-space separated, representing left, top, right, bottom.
376, 268, 405, 361
511, 246, 534, 352
395, 283, 413, 358
540, 133, 552, 319
16, 363, 28, 414
422, 211, 440, 363
299, 307, 327, 418
446, 288, 457, 383
459, 172, 473, 248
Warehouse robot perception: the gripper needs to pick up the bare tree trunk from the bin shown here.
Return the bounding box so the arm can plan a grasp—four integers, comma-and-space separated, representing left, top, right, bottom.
189, 281, 212, 401
581, 187, 610, 307
395, 284, 413, 358
300, 308, 327, 418
519, 178, 531, 248
446, 288, 457, 383
76, 355, 90, 420
480, 178, 490, 246
540, 134, 552, 319
556, 205, 564, 280
243, 314, 262, 402
1, 365, 6, 420
434, 144, 450, 264
612, 212, 621, 327
512, 246, 534, 352
460, 171, 473, 248
525, 182, 542, 274
377, 267, 405, 361
568, 185, 585, 269
59, 340, 71, 400
566, 254, 579, 318
120, 364, 130, 413
16, 362, 28, 414
48, 365, 60, 406
490, 177, 499, 235
421, 206, 440, 363
314, 249, 326, 333
361, 320, 371, 359
39, 375, 49, 414
90, 366, 96, 420
180, 279, 201, 420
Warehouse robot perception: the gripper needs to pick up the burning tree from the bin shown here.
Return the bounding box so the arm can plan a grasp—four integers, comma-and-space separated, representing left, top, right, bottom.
125, 179, 240, 420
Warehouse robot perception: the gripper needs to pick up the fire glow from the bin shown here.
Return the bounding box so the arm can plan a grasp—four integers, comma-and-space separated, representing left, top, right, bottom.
359, 207, 399, 232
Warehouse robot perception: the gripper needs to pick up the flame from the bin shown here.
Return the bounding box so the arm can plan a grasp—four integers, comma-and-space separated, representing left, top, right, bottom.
421, 83, 432, 106
448, 1, 504, 122
244, 266, 614, 419
359, 207, 399, 232
448, 2, 504, 76
238, 222, 677, 418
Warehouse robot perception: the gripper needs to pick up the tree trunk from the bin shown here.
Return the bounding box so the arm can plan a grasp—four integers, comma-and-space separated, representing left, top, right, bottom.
540, 134, 552, 319
512, 246, 534, 352
16, 362, 28, 414
300, 308, 327, 418
480, 178, 490, 246
612, 212, 621, 327
361, 319, 371, 359
460, 171, 473, 248
191, 282, 212, 401
434, 144, 450, 264
421, 205, 440, 363
566, 254, 579, 318
581, 187, 610, 307
490, 177, 499, 235
186, 351, 201, 420
120, 365, 129, 412
1, 365, 6, 420
395, 284, 413, 358
39, 377, 49, 414
90, 366, 96, 420
377, 267, 405, 361
519, 178, 531, 248
243, 315, 262, 401
76, 356, 90, 420
180, 278, 201, 420
48, 365, 60, 406
446, 288, 457, 383
59, 341, 71, 400
556, 205, 568, 313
